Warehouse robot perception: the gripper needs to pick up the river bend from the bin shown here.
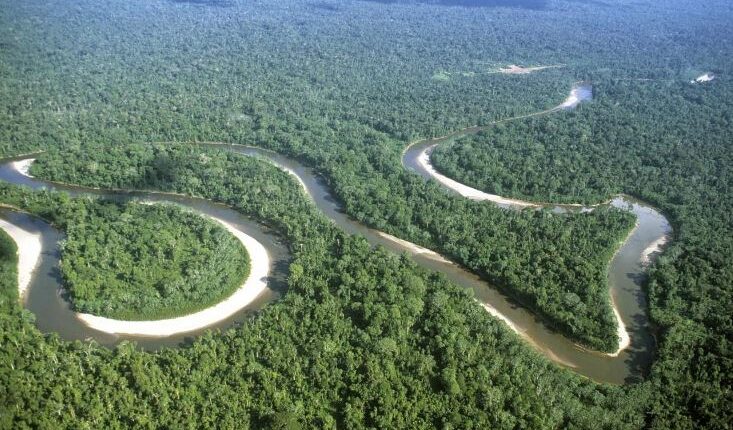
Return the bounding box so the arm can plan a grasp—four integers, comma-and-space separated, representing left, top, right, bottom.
0, 84, 671, 383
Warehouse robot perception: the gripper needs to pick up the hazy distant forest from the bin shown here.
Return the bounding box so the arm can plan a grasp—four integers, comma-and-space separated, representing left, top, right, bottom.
1, 0, 731, 428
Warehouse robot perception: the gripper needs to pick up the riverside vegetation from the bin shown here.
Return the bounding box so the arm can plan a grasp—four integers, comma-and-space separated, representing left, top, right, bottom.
0, 151, 647, 429
59, 201, 249, 320
33, 143, 635, 351
1, 0, 731, 428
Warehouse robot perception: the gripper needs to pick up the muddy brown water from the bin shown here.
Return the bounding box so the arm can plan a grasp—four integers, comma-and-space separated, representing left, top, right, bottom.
0, 159, 290, 350
0, 90, 670, 382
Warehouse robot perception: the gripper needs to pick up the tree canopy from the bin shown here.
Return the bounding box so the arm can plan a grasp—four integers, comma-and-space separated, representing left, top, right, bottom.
0, 0, 731, 427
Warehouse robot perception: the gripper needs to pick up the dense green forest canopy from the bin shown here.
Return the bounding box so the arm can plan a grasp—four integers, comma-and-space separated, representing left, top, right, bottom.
0, 229, 17, 313
0, 153, 648, 429
34, 143, 635, 351
56, 201, 249, 320
0, 0, 731, 428
430, 77, 733, 426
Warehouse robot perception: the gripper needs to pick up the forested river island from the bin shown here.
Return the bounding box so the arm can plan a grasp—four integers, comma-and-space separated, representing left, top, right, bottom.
1, 0, 731, 428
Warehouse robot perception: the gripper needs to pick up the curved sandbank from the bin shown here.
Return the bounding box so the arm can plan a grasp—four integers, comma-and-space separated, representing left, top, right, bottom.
692, 73, 715, 84
641, 235, 669, 266
417, 141, 634, 356
479, 301, 520, 333
418, 144, 538, 208
609, 306, 631, 357
377, 231, 453, 264
0, 216, 43, 299
14, 158, 34, 178
76, 215, 271, 337
11, 158, 273, 338
402, 84, 671, 359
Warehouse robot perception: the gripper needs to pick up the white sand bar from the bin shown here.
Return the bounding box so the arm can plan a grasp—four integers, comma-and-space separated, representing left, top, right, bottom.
77, 216, 271, 337
13, 158, 35, 178
480, 300, 578, 368
275, 162, 308, 193
378, 231, 452, 264
641, 235, 669, 266
498, 64, 564, 75
0, 217, 43, 299
479, 301, 521, 334
418, 144, 538, 208
608, 305, 631, 357
693, 73, 715, 83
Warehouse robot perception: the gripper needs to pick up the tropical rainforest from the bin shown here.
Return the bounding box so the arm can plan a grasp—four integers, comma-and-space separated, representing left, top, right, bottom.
33, 143, 635, 351
0, 0, 731, 428
58, 201, 249, 320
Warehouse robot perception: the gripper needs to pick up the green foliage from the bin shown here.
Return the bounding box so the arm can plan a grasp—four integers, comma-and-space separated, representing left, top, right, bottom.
35, 141, 635, 351
432, 79, 733, 428
0, 227, 18, 309
59, 201, 249, 320
432, 128, 618, 205
0, 156, 647, 429
0, 0, 732, 427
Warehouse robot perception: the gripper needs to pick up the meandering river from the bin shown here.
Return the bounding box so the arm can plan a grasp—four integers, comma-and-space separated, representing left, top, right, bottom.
206, 138, 671, 384
0, 84, 671, 384
0, 160, 291, 349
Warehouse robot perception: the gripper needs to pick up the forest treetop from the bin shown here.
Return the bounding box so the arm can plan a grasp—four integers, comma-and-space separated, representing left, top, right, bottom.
0, 0, 731, 428
57, 200, 250, 320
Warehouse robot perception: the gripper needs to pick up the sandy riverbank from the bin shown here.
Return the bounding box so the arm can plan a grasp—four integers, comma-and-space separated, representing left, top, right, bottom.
498, 64, 565, 75
274, 162, 308, 192
0, 217, 43, 300
76, 216, 271, 336
377, 231, 452, 264
692, 73, 715, 83
607, 305, 631, 357
418, 144, 538, 208
480, 300, 578, 368
479, 301, 520, 333
641, 235, 669, 266
14, 158, 34, 177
